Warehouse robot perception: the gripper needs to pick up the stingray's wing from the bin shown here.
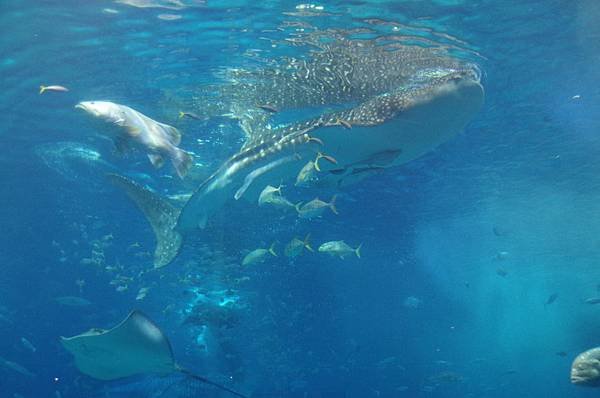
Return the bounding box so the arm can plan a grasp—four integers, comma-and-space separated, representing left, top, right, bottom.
60, 311, 175, 380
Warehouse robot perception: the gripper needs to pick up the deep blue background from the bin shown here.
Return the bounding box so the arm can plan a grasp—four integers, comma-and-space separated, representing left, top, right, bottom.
1, 0, 600, 397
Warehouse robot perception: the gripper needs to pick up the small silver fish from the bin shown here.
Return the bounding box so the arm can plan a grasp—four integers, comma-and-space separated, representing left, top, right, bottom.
39, 85, 68, 94
258, 104, 278, 113
318, 240, 361, 259
242, 243, 277, 265
296, 195, 338, 219
178, 111, 202, 120
295, 153, 338, 187
284, 234, 314, 258
136, 287, 150, 300
258, 185, 296, 210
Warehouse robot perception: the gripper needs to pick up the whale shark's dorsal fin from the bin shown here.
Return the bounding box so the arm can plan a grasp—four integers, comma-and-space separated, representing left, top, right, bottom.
107, 174, 182, 268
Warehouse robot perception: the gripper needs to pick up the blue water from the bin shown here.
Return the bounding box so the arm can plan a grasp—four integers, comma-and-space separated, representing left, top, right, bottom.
2, 0, 600, 397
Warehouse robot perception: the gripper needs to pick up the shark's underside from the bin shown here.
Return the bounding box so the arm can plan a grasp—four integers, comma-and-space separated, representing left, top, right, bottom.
110, 40, 484, 267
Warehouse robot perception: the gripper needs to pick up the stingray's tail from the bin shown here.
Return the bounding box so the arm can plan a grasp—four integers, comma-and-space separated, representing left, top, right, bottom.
178, 367, 249, 398
107, 174, 183, 268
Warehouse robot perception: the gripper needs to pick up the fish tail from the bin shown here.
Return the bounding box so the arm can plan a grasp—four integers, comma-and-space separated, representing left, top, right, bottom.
269, 242, 277, 257
107, 174, 183, 268
295, 202, 303, 213
304, 233, 314, 252
178, 367, 248, 398
355, 243, 362, 258
314, 152, 323, 172
329, 194, 339, 215
170, 148, 193, 179
178, 111, 185, 119
39, 86, 46, 94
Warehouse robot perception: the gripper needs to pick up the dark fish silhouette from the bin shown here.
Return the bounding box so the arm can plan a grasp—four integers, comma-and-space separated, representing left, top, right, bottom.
545, 293, 559, 307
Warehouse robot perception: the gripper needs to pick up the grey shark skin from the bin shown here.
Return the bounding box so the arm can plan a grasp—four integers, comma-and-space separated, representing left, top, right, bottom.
110, 44, 484, 267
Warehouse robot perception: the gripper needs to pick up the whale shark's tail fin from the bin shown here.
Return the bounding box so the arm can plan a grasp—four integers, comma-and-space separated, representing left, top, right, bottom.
107, 174, 183, 268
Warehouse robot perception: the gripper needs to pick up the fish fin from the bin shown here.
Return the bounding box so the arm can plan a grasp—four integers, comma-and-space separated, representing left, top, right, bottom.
39, 86, 46, 94
107, 174, 182, 268
269, 243, 277, 257
329, 194, 339, 215
338, 119, 352, 129
294, 202, 303, 213
304, 234, 314, 252
178, 111, 185, 119
147, 153, 165, 168
314, 155, 322, 172
171, 148, 193, 179
160, 124, 182, 145
355, 243, 362, 258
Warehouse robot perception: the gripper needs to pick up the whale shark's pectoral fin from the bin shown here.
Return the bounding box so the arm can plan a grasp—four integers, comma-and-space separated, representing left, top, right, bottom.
234, 154, 300, 200
107, 174, 183, 268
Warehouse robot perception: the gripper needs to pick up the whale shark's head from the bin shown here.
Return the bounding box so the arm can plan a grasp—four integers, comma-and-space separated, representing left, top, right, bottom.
76, 101, 125, 124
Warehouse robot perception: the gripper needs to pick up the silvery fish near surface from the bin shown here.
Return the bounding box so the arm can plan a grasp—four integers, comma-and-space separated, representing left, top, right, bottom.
39, 85, 68, 94
107, 39, 485, 267
571, 347, 600, 387
318, 240, 361, 259
76, 101, 192, 178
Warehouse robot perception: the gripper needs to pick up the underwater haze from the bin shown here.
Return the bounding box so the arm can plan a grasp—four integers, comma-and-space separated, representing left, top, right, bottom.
1, 0, 600, 397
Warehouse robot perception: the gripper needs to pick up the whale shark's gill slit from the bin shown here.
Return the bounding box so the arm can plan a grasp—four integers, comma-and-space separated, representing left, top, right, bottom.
234, 154, 299, 200
107, 174, 183, 268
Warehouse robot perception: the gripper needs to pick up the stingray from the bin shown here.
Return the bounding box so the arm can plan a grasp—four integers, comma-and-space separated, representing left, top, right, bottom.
108, 39, 484, 267
60, 310, 247, 398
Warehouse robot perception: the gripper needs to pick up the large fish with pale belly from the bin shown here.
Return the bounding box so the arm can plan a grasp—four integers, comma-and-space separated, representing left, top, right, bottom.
108, 40, 484, 267
76, 101, 192, 178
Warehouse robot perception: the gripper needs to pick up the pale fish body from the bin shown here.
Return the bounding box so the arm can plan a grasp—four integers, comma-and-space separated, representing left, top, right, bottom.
76, 101, 192, 178
258, 185, 281, 205
20, 337, 36, 353
258, 185, 296, 210
571, 347, 600, 387
295, 160, 318, 187
296, 195, 338, 219
39, 85, 68, 94
318, 240, 361, 259
284, 234, 314, 258
242, 243, 277, 265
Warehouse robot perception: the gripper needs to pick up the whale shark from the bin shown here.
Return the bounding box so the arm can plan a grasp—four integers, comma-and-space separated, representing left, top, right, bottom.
109, 40, 484, 267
